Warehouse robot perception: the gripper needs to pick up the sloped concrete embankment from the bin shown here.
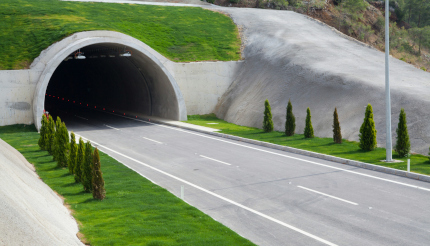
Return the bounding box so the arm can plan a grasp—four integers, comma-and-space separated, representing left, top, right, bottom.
0, 138, 83, 246
214, 8, 430, 154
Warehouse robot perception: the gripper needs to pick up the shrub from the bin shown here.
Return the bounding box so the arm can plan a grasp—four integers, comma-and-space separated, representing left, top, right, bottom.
304, 108, 314, 138
394, 108, 410, 157
75, 138, 85, 183
56, 122, 69, 167
69, 132, 77, 174
38, 114, 48, 150
333, 108, 342, 144
82, 141, 93, 192
92, 148, 106, 200
263, 99, 274, 132
285, 99, 296, 136
359, 104, 377, 150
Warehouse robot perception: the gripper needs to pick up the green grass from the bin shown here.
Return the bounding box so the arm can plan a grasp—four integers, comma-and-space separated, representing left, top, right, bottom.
185, 114, 430, 176
0, 124, 254, 246
0, 0, 241, 70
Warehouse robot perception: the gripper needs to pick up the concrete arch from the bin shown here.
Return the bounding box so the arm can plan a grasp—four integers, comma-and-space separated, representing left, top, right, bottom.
32, 31, 187, 130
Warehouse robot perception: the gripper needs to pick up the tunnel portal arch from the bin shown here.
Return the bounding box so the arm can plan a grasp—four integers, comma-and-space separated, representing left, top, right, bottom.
33, 31, 187, 130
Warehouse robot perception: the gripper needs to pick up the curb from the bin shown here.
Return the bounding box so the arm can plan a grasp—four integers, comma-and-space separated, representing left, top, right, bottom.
147, 118, 430, 184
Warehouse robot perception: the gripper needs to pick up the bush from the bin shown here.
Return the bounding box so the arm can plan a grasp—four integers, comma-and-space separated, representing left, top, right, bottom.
69, 132, 77, 174
263, 99, 274, 132
333, 108, 342, 144
38, 114, 48, 150
304, 108, 314, 138
92, 148, 106, 200
75, 138, 85, 183
82, 141, 93, 192
359, 104, 377, 150
394, 108, 410, 157
285, 100, 296, 136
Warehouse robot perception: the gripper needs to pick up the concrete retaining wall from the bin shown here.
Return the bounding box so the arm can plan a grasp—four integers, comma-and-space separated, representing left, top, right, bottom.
0, 31, 241, 127
168, 61, 243, 115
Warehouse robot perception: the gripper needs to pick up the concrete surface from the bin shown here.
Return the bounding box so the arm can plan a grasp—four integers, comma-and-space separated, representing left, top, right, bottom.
53, 106, 430, 246
0, 138, 83, 246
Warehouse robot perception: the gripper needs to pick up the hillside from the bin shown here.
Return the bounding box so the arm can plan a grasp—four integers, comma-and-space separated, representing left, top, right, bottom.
0, 0, 241, 70
212, 0, 430, 72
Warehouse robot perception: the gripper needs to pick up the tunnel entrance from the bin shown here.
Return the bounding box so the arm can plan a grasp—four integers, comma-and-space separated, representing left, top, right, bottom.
33, 31, 187, 130
45, 44, 153, 117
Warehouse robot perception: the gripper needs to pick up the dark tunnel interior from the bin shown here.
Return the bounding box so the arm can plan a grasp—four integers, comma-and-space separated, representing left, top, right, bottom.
45, 43, 153, 118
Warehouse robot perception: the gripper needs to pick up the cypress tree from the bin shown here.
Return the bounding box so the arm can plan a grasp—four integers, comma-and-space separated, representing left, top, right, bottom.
263, 99, 274, 132
285, 99, 296, 136
92, 148, 106, 200
333, 108, 342, 144
82, 141, 93, 192
53, 117, 62, 161
47, 116, 56, 155
38, 114, 48, 150
304, 108, 314, 138
75, 138, 85, 183
69, 132, 77, 175
359, 104, 377, 151
56, 122, 69, 167
394, 108, 410, 157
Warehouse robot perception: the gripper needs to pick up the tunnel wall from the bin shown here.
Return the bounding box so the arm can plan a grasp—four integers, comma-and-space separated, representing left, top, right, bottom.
0, 31, 241, 129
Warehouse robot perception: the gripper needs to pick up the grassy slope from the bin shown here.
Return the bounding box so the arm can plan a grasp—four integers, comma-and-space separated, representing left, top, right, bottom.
186, 114, 430, 176
0, 125, 254, 246
0, 0, 241, 70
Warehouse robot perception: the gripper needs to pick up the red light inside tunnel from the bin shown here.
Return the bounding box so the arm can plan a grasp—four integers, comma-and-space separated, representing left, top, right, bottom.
124, 113, 125, 115
95, 106, 96, 108
103, 108, 105, 110
62, 98, 64, 100
87, 104, 88, 106
113, 110, 114, 112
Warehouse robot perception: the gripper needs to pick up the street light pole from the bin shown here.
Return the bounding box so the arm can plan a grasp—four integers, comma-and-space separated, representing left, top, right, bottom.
385, 0, 392, 162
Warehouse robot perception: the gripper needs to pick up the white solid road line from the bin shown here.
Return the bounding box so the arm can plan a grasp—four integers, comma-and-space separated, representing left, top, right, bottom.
74, 115, 88, 120
105, 113, 430, 192
143, 137, 163, 144
297, 186, 359, 206
200, 155, 231, 166
75, 133, 337, 246
104, 124, 120, 131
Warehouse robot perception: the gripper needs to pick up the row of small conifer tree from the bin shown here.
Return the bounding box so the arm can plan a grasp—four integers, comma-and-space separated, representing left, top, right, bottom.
263, 99, 411, 157
38, 114, 106, 200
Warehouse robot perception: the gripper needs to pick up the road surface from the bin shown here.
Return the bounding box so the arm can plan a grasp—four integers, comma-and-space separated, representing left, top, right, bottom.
54, 107, 430, 246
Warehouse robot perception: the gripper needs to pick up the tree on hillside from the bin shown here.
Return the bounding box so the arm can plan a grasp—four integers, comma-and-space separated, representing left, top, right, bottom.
341, 0, 368, 21
333, 108, 342, 144
263, 99, 274, 132
304, 108, 314, 138
75, 138, 85, 183
395, 108, 411, 157
47, 116, 56, 155
285, 99, 296, 136
38, 114, 48, 150
359, 104, 377, 150
82, 141, 93, 192
56, 122, 69, 168
92, 148, 106, 200
69, 132, 77, 175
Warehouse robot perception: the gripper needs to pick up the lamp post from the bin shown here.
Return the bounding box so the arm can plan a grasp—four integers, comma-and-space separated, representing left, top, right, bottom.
385, 0, 392, 162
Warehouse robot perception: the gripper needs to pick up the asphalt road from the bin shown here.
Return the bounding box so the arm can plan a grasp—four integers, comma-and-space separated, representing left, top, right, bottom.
54, 107, 430, 246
